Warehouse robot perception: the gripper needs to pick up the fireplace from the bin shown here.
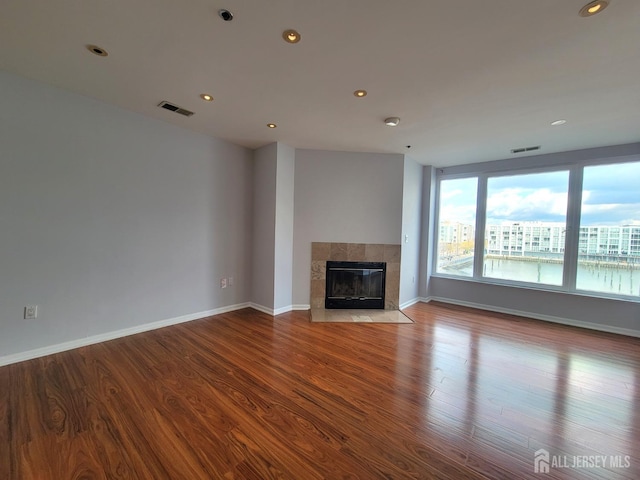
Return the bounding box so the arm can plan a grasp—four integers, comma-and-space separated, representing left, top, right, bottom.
325, 261, 386, 309
310, 242, 400, 310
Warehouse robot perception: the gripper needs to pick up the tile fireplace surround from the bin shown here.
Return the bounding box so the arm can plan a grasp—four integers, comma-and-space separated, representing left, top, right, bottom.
310, 242, 401, 310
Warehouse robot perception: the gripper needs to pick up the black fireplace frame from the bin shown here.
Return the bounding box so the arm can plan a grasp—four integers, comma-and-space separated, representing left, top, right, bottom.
325, 261, 386, 309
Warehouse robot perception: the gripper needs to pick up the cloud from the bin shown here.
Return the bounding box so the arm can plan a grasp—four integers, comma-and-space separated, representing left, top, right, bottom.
441, 188, 463, 200
439, 203, 476, 225
580, 163, 640, 225
581, 202, 640, 226
487, 187, 568, 222
438, 163, 640, 227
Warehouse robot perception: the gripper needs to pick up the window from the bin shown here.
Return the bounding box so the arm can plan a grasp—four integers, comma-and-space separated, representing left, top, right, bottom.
576, 161, 640, 296
434, 159, 640, 300
436, 177, 477, 277
483, 171, 569, 285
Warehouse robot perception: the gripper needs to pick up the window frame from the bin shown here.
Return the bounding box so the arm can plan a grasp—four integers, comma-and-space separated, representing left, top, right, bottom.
432, 155, 640, 302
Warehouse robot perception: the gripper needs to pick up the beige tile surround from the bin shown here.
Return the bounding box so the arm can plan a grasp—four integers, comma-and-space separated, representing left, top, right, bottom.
311, 242, 401, 310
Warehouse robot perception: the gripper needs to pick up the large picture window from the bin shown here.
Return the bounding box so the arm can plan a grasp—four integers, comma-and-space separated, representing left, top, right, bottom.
483, 171, 569, 286
576, 162, 640, 296
434, 159, 640, 300
436, 177, 477, 277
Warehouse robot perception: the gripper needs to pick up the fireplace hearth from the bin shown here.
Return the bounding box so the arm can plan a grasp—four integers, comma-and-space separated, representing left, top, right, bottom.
325, 261, 386, 309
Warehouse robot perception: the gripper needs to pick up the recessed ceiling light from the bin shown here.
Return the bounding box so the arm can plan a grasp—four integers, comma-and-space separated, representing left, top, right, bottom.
282, 29, 301, 44
579, 0, 609, 17
86, 45, 108, 57
267, 123, 277, 128
200, 94, 213, 102
551, 119, 567, 126
354, 90, 367, 98
384, 117, 400, 127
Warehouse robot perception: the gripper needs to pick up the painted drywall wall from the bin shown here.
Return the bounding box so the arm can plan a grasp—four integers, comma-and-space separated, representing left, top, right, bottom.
292, 149, 405, 307
251, 143, 278, 311
429, 277, 640, 335
273, 143, 295, 312
420, 166, 437, 299
0, 71, 253, 359
399, 156, 423, 307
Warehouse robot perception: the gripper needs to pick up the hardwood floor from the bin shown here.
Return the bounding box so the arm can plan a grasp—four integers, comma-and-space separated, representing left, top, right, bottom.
1, 302, 639, 479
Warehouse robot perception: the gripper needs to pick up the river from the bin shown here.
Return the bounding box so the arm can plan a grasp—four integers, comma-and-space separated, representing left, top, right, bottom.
441, 257, 640, 297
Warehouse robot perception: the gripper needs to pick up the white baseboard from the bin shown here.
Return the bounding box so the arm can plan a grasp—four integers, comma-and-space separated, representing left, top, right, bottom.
249, 303, 292, 315
273, 305, 292, 316
399, 297, 423, 310
247, 303, 274, 315
0, 302, 251, 367
8, 296, 632, 368
427, 296, 640, 338
249, 303, 310, 315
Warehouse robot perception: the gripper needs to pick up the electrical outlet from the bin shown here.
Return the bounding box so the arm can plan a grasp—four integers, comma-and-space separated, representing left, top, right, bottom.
24, 305, 38, 319
228, 276, 234, 287
220, 278, 227, 289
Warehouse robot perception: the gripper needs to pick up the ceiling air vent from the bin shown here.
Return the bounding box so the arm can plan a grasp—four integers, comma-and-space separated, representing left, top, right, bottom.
510, 145, 540, 154
157, 101, 194, 117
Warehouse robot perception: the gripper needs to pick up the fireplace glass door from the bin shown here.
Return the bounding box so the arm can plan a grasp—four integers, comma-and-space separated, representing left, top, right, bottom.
325, 261, 386, 309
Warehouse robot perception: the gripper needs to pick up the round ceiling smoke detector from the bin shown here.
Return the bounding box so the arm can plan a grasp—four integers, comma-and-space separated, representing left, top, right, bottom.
384, 117, 400, 127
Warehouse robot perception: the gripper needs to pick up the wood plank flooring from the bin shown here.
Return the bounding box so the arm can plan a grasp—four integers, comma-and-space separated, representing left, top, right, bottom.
1, 301, 639, 479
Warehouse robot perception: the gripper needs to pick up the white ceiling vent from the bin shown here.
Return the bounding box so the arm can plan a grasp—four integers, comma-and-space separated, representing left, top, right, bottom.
158, 101, 194, 117
510, 145, 540, 154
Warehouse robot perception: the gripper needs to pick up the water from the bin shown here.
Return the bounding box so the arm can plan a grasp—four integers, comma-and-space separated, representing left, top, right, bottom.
441, 258, 640, 297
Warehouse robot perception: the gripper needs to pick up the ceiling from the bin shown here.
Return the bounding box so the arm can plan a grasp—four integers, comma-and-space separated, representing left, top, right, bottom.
1, 0, 639, 167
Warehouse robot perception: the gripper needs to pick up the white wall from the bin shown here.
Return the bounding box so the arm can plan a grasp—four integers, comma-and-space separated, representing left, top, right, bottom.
273, 144, 295, 312
399, 156, 423, 307
0, 71, 254, 361
251, 143, 277, 310
292, 149, 405, 307
420, 166, 437, 299
251, 142, 296, 313
429, 278, 640, 336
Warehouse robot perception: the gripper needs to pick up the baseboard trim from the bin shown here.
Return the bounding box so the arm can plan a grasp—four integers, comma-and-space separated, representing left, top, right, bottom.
399, 298, 422, 310
0, 302, 251, 367
427, 296, 640, 338
248, 303, 273, 315
273, 305, 293, 316
248, 303, 309, 316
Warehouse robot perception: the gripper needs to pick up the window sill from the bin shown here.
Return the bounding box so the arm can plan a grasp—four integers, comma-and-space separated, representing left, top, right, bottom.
430, 273, 640, 304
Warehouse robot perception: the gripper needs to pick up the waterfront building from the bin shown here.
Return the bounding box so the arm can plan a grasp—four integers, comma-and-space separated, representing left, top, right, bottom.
483, 222, 640, 263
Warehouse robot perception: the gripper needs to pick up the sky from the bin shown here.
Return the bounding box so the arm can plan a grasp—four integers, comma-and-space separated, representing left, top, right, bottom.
439, 161, 640, 227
